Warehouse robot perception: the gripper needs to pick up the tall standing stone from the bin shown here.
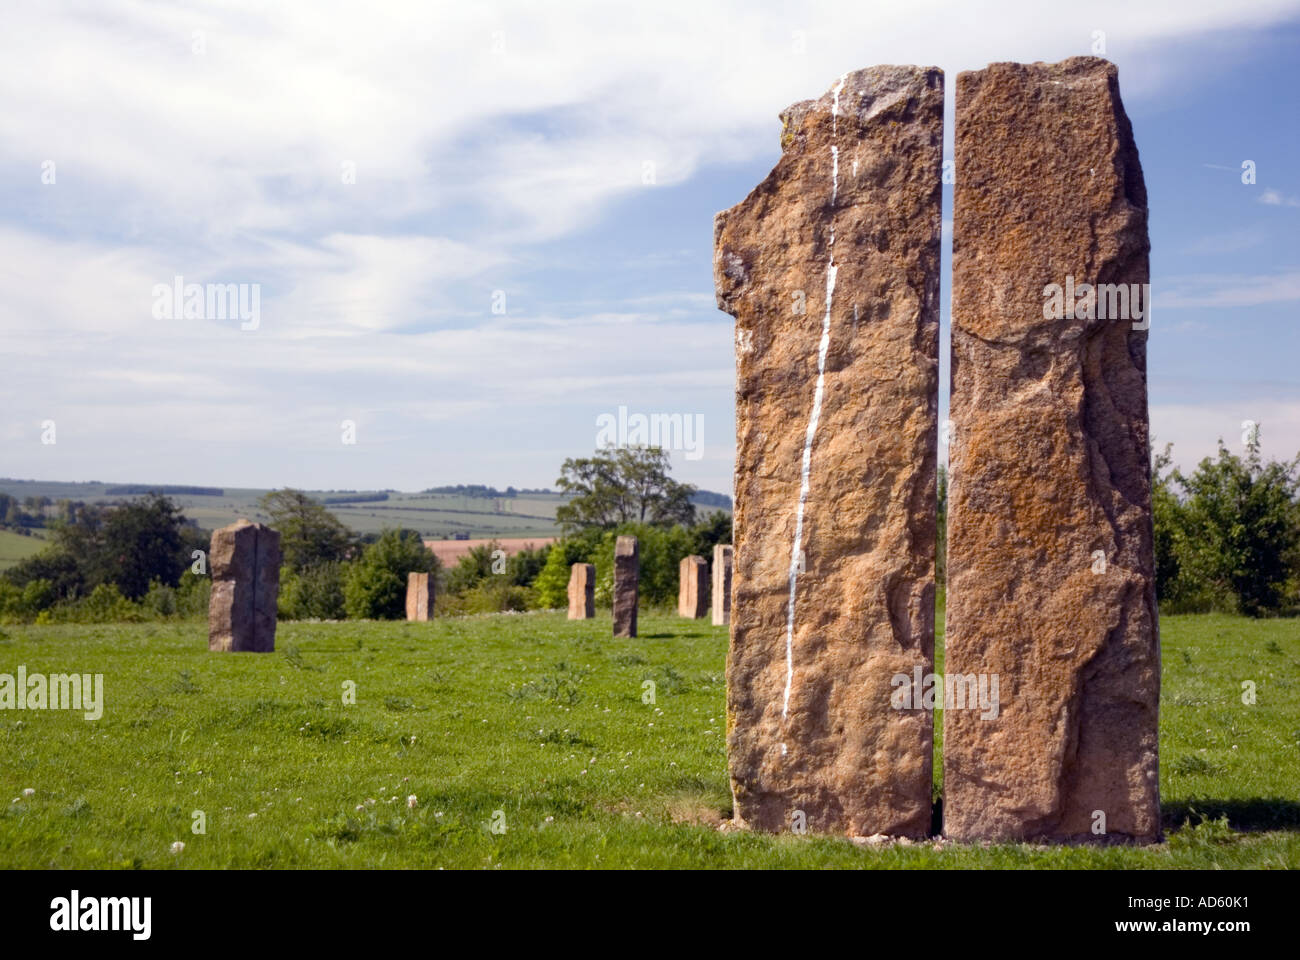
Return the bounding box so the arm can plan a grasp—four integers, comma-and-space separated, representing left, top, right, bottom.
714, 66, 943, 836
406, 571, 434, 621
208, 519, 281, 653
567, 563, 595, 619
612, 536, 639, 638
677, 555, 709, 618
711, 543, 733, 626
945, 57, 1159, 843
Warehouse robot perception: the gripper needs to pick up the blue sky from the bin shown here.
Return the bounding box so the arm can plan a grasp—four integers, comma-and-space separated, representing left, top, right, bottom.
1, 1, 1298, 496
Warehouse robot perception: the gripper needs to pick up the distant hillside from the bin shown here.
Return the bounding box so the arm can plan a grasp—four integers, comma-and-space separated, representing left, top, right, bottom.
0, 478, 730, 541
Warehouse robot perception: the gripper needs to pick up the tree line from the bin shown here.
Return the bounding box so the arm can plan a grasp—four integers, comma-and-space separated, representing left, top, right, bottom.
4, 435, 1293, 624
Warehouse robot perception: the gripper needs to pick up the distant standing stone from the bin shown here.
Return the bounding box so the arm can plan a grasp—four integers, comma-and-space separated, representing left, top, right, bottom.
612, 536, 639, 638
711, 544, 733, 626
406, 571, 434, 621
208, 519, 281, 652
567, 563, 595, 619
678, 555, 709, 618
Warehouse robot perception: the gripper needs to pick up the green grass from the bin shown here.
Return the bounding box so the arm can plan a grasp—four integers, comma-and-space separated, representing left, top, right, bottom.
0, 529, 47, 572
0, 610, 1297, 868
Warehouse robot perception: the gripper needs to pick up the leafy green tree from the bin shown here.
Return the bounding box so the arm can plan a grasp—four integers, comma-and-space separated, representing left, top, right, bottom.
343, 529, 439, 620
280, 561, 347, 620
445, 542, 500, 595
688, 510, 733, 557
1151, 444, 1188, 607
11, 494, 190, 602
1171, 433, 1299, 616
96, 494, 189, 600
555, 447, 696, 531
533, 532, 602, 608
259, 489, 356, 573
506, 544, 550, 587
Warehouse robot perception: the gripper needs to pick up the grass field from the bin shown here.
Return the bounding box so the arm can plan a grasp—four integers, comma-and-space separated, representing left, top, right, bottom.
1, 609, 1296, 868
0, 530, 47, 573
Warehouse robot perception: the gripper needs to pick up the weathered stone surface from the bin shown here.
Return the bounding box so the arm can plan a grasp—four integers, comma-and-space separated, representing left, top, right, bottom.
677, 555, 709, 618
612, 536, 639, 638
712, 544, 733, 626
945, 57, 1159, 843
567, 563, 595, 619
406, 571, 434, 621
714, 66, 942, 836
208, 519, 281, 653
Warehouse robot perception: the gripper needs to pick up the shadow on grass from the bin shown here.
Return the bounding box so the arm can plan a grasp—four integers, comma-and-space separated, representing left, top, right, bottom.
1163, 797, 1300, 832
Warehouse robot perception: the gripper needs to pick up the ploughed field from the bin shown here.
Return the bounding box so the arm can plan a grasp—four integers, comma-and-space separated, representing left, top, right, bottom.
0, 610, 1296, 868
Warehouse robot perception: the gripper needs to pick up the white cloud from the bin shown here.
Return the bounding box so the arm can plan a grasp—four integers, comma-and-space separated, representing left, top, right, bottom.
1152, 402, 1300, 471
1158, 270, 1300, 309
1260, 188, 1300, 207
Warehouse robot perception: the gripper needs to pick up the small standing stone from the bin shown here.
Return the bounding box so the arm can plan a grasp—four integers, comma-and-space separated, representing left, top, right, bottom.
712, 544, 733, 626
405, 571, 434, 621
612, 536, 639, 638
678, 555, 709, 618
567, 563, 595, 619
208, 519, 281, 652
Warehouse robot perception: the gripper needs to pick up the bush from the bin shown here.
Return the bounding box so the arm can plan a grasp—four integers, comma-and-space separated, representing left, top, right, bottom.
1154, 436, 1300, 616
280, 562, 347, 620
142, 579, 178, 618
438, 581, 534, 616
47, 584, 144, 623
175, 570, 211, 619
343, 529, 439, 620
0, 578, 56, 623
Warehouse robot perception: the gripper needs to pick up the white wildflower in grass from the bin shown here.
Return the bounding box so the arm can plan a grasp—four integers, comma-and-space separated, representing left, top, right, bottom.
170, 841, 185, 855
407, 795, 418, 809
22, 788, 35, 797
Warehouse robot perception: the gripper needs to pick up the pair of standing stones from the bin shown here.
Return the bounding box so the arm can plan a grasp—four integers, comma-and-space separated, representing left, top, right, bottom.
564, 536, 642, 635
566, 541, 734, 633
677, 546, 734, 624
715, 58, 1159, 842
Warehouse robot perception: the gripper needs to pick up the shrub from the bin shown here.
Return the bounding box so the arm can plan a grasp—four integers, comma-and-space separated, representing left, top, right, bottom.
280, 561, 347, 620
343, 530, 439, 620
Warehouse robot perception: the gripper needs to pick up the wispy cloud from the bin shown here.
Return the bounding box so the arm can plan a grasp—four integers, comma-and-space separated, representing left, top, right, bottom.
1260, 188, 1300, 207
1158, 270, 1300, 308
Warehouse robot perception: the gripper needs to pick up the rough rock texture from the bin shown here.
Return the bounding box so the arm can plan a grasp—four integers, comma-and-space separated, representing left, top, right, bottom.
406, 572, 434, 621
678, 555, 710, 618
714, 66, 942, 836
712, 544, 733, 626
208, 520, 281, 653
568, 563, 595, 619
945, 57, 1159, 843
612, 536, 639, 638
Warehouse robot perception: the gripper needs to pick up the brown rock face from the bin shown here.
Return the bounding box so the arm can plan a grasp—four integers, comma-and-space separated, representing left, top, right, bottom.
406, 572, 434, 621
712, 544, 733, 626
944, 58, 1159, 843
612, 536, 639, 638
567, 563, 595, 619
677, 555, 709, 618
714, 66, 942, 836
208, 520, 281, 652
